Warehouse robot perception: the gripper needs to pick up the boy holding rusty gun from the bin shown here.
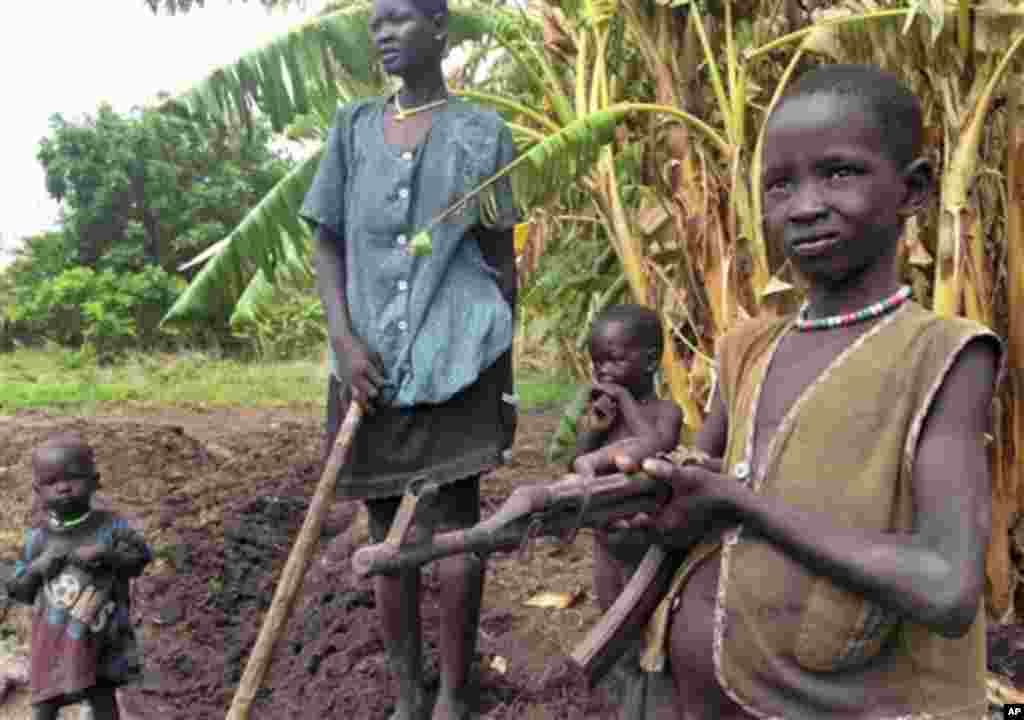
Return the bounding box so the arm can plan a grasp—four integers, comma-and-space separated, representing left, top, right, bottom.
613, 65, 1002, 718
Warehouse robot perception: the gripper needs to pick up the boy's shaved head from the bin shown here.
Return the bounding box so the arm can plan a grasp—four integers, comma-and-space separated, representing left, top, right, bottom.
33, 432, 96, 475
776, 64, 923, 168
592, 304, 664, 357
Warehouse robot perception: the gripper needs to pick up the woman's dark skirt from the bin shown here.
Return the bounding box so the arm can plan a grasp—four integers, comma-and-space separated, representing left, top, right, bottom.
324, 352, 516, 500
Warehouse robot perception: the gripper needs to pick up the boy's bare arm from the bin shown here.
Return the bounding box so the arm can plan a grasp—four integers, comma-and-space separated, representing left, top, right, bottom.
591, 383, 657, 440
105, 541, 150, 578
6, 547, 65, 604
644, 339, 998, 637
7, 570, 41, 604
575, 398, 685, 477
568, 390, 613, 470
75, 536, 151, 581
6, 573, 41, 604
74, 529, 152, 578
608, 387, 727, 533
572, 420, 610, 469
575, 437, 655, 477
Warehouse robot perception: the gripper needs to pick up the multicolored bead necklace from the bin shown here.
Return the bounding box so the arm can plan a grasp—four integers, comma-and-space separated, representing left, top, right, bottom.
796, 285, 912, 331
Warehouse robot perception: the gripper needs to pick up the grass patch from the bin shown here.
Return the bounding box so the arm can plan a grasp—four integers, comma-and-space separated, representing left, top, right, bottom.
0, 348, 576, 414
517, 372, 579, 412
0, 349, 327, 414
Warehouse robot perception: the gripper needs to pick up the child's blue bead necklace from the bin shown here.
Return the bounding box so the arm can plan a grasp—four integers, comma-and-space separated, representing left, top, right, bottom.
796, 285, 912, 331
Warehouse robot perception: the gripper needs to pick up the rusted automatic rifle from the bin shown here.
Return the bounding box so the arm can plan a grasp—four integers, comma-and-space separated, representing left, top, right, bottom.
351, 447, 710, 685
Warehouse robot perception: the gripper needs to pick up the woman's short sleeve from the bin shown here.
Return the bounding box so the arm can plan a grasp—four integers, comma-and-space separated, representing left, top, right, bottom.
484, 123, 522, 231
299, 107, 349, 237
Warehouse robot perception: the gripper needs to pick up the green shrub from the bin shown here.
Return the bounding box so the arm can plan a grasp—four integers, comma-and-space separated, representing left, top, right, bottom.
230, 290, 326, 361
11, 266, 182, 361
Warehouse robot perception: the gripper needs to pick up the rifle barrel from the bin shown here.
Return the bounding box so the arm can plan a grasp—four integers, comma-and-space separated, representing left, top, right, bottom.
351, 472, 669, 578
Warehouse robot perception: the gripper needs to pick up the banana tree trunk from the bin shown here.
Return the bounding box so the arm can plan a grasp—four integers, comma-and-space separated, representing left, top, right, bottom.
990, 79, 1024, 621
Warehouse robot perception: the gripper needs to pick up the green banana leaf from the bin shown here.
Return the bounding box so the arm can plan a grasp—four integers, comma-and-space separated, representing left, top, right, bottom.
161, 2, 525, 133
428, 106, 630, 229
230, 231, 315, 327
547, 385, 592, 466
163, 147, 323, 325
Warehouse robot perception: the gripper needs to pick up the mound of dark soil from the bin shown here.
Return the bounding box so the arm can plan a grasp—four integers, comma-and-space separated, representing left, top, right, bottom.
1, 408, 616, 719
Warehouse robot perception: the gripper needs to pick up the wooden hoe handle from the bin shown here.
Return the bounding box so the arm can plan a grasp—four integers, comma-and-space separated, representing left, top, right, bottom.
226, 401, 365, 720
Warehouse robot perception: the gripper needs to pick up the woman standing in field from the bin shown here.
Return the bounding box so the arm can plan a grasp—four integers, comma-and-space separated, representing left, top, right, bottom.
299, 0, 519, 717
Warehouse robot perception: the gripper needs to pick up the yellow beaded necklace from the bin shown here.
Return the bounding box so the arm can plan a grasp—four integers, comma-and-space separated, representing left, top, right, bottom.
394, 92, 448, 122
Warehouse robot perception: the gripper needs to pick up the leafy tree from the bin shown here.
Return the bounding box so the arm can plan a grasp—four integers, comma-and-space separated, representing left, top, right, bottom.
12, 265, 181, 357
37, 104, 291, 273
2, 105, 291, 356
0, 232, 72, 301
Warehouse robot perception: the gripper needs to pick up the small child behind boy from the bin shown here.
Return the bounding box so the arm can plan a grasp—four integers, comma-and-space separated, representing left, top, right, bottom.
570, 304, 682, 718
5, 433, 151, 720
572, 304, 683, 481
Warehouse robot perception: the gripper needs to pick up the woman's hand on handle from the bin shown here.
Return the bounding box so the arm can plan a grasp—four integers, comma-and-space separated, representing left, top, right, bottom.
335, 336, 386, 411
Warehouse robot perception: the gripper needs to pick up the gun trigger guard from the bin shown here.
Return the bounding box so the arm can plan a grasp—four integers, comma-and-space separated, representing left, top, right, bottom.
518, 517, 545, 563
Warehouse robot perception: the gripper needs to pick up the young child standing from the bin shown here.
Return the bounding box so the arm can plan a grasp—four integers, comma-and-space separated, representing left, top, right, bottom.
5, 433, 151, 720
573, 304, 683, 481
571, 304, 682, 719
616, 64, 1003, 718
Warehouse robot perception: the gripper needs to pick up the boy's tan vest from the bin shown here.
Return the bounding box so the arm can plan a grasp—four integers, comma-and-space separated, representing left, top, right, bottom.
710, 302, 1000, 719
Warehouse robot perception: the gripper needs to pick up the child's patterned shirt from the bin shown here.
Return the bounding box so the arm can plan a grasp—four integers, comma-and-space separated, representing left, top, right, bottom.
12, 511, 150, 704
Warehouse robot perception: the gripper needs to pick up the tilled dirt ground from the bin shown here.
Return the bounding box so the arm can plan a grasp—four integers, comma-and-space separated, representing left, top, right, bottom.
3, 405, 1022, 719
0, 404, 616, 719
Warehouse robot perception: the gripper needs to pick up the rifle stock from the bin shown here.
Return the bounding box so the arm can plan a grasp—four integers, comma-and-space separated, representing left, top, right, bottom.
350, 447, 711, 687
571, 544, 681, 686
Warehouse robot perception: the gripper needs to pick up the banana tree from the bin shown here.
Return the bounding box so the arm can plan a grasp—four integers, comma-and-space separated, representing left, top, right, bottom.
161, 1, 528, 327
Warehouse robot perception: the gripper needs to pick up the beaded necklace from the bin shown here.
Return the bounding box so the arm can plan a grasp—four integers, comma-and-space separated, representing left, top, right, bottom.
796, 285, 912, 331
48, 509, 93, 531
394, 92, 448, 122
